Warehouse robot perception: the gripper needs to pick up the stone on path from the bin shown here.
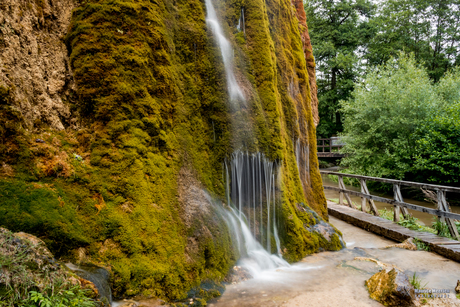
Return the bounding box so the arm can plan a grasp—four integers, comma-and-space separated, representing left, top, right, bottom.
365, 267, 416, 307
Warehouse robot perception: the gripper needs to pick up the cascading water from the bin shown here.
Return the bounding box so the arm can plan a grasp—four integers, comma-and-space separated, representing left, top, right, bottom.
236, 8, 245, 34
295, 135, 310, 186
221, 141, 289, 277
218, 206, 289, 279
225, 151, 282, 256
205, 0, 245, 105
205, 0, 289, 277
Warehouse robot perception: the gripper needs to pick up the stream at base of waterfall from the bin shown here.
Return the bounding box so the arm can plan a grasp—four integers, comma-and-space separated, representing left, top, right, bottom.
208, 216, 460, 307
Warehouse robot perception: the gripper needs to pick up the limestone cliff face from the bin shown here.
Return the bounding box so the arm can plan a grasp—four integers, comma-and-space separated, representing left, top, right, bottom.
0, 0, 77, 130
0, 0, 339, 301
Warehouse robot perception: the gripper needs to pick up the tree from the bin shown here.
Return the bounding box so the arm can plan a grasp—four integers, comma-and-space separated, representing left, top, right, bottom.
340, 55, 439, 180
305, 0, 376, 137
413, 70, 460, 185
340, 54, 460, 185
367, 0, 460, 82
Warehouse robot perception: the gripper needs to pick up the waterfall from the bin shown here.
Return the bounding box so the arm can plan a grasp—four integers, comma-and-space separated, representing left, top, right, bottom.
237, 8, 246, 35
225, 152, 283, 254
219, 206, 289, 278
205, 0, 245, 105
206, 0, 287, 276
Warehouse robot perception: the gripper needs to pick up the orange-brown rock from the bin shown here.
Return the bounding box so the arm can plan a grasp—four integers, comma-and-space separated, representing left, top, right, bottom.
366, 267, 416, 307
0, 0, 78, 130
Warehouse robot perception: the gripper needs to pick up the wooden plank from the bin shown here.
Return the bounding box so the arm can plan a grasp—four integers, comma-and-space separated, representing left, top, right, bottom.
438, 245, 460, 249
317, 153, 346, 158
324, 186, 460, 220
321, 171, 460, 193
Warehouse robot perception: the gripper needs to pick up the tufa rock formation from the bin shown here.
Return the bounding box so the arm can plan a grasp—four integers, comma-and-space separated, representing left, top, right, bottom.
0, 0, 77, 130
0, 0, 340, 301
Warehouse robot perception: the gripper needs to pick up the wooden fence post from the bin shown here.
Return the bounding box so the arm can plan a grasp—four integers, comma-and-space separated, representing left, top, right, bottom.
360, 179, 379, 216
338, 175, 343, 206
393, 184, 401, 222
393, 184, 410, 220
360, 179, 368, 213
338, 175, 356, 209
437, 190, 460, 241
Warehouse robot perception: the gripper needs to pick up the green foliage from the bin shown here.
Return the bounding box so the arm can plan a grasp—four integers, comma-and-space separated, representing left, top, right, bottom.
413, 238, 430, 251
0, 228, 97, 307
339, 54, 460, 185
340, 54, 438, 180
397, 216, 436, 234
378, 208, 396, 221
305, 0, 376, 137
414, 102, 460, 185
432, 218, 451, 238
306, 0, 460, 138
22, 288, 96, 307
377, 208, 436, 235
409, 272, 428, 289
367, 0, 460, 82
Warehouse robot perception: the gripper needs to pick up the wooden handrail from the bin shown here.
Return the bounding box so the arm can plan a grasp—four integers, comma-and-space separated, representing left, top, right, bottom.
323, 186, 460, 220
320, 171, 460, 193
320, 170, 460, 240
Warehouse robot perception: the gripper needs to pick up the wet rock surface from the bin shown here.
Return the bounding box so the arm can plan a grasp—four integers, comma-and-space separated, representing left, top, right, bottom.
366, 267, 416, 307
113, 298, 166, 307
66, 262, 112, 305
224, 266, 253, 284
300, 204, 345, 250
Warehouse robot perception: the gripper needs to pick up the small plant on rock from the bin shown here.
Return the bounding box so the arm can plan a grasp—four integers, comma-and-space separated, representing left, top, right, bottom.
413, 238, 430, 251
409, 272, 428, 290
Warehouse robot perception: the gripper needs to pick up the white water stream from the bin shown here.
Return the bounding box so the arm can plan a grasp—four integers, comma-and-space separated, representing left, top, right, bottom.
205, 0, 245, 105
219, 206, 289, 278
205, 0, 291, 277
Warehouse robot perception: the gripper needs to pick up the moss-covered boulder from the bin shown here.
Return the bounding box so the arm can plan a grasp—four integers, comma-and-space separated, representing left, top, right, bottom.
365, 267, 416, 307
0, 228, 103, 306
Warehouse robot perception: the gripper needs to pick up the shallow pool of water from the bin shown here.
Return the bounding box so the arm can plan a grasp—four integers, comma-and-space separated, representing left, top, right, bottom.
207, 217, 460, 307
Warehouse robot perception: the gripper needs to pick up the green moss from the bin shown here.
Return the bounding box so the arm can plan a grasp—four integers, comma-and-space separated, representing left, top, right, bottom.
1, 0, 340, 302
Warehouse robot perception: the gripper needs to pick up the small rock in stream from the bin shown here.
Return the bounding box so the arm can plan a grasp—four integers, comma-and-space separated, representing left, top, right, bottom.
224, 265, 253, 284
366, 267, 416, 307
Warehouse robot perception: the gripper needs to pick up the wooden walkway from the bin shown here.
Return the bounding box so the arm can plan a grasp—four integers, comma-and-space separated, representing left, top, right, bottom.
328, 201, 460, 262
317, 138, 346, 158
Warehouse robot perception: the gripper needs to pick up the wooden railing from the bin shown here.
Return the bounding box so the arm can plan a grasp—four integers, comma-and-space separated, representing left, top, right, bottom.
317, 138, 345, 158
321, 171, 460, 240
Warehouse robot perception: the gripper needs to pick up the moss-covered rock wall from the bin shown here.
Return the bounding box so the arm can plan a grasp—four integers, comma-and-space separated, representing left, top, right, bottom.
0, 0, 341, 301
